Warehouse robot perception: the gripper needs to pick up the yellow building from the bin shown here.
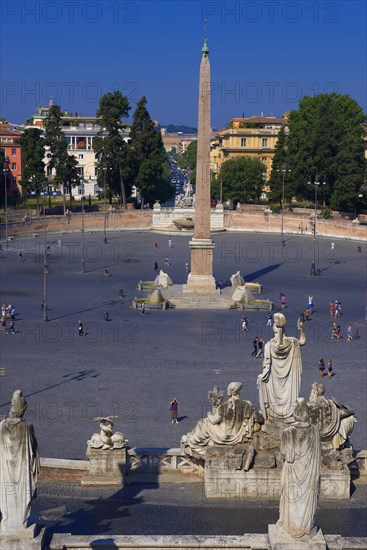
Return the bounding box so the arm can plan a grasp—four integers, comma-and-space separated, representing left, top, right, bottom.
210, 115, 288, 181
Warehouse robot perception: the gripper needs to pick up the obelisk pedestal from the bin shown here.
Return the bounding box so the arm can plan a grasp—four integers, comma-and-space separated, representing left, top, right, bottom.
185, 36, 216, 294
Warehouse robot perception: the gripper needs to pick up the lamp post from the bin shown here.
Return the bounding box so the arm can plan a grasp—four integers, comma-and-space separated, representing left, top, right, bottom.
307, 176, 326, 277
81, 194, 86, 273
40, 191, 48, 321
3, 157, 9, 251
102, 167, 111, 244
277, 166, 291, 247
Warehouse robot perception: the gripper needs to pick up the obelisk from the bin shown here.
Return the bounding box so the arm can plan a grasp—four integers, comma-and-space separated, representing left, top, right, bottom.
185, 35, 216, 293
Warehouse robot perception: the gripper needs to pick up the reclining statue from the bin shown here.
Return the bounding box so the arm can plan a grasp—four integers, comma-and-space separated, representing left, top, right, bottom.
308, 382, 356, 450
181, 382, 263, 458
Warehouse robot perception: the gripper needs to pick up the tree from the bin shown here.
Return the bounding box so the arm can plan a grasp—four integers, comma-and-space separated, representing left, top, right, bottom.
219, 157, 265, 205
179, 140, 197, 184
130, 97, 174, 208
44, 105, 80, 212
285, 93, 366, 210
18, 128, 46, 213
93, 91, 131, 208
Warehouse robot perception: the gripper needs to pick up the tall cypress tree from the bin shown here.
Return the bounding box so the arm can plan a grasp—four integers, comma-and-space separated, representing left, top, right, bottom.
93, 91, 131, 208
268, 127, 292, 205
130, 97, 174, 208
18, 128, 46, 213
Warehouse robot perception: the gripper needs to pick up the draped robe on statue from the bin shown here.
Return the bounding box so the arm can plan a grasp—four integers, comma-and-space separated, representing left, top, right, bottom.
258, 336, 302, 422
0, 417, 40, 532
184, 398, 258, 456
278, 421, 321, 538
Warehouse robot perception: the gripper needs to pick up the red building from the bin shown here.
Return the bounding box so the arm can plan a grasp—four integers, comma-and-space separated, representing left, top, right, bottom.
0, 124, 23, 196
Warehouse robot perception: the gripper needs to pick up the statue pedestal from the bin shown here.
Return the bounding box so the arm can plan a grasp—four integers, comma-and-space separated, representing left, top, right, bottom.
204, 447, 351, 500
0, 524, 46, 550
268, 524, 326, 549
81, 447, 127, 486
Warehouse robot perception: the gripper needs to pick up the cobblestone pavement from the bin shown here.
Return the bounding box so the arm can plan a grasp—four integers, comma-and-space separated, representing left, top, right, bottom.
1, 231, 366, 460
31, 481, 367, 537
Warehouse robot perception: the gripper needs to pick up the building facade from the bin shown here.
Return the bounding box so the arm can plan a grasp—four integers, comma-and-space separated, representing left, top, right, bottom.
0, 124, 23, 196
27, 105, 130, 198
210, 115, 288, 181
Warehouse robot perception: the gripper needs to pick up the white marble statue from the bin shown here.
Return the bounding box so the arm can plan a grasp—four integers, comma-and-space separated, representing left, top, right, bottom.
181, 382, 263, 457
257, 313, 305, 422
277, 398, 321, 539
87, 416, 128, 450
308, 382, 357, 450
0, 390, 40, 533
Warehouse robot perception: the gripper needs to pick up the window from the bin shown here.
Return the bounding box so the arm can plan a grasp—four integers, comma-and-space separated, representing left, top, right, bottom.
262, 138, 268, 148
11, 148, 16, 156
76, 166, 84, 176
47, 165, 52, 176
11, 162, 17, 170
78, 154, 84, 160
241, 138, 247, 147
77, 137, 86, 149
262, 157, 267, 163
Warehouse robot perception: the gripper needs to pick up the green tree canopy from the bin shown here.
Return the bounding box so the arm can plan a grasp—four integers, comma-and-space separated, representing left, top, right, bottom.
130, 97, 174, 207
285, 93, 366, 211
18, 128, 46, 211
219, 157, 265, 205
93, 91, 131, 207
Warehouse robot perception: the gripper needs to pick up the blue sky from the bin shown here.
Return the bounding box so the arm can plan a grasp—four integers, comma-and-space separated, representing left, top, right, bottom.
1, 0, 365, 128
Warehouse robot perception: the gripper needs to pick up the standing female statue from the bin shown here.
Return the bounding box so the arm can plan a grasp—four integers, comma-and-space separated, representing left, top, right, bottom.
257, 313, 305, 423
0, 390, 39, 533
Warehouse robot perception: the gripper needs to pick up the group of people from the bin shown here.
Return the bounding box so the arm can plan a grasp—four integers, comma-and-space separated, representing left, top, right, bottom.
1, 303, 16, 335
318, 358, 333, 378
252, 336, 265, 358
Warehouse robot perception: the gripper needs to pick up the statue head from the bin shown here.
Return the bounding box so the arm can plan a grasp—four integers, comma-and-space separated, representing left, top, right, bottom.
293, 398, 310, 422
273, 313, 286, 330
227, 382, 242, 397
9, 390, 27, 419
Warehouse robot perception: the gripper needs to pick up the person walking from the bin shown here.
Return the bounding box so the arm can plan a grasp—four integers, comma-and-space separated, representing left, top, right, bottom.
329, 302, 335, 317
10, 305, 15, 322
304, 307, 311, 322
280, 293, 286, 310
256, 338, 264, 358
169, 398, 179, 424
347, 323, 353, 340
154, 261, 159, 272
165, 256, 170, 266
154, 240, 159, 249
0, 316, 6, 333
17, 251, 23, 262
104, 266, 110, 277
252, 336, 258, 357
78, 321, 84, 337
168, 238, 172, 248
140, 302, 145, 315
241, 315, 249, 332
266, 314, 273, 327
318, 358, 325, 378
327, 358, 333, 379
308, 295, 314, 314
7, 318, 15, 335
185, 261, 189, 273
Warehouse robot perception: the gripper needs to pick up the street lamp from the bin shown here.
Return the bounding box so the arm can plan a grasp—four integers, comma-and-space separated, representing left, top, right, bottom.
277, 166, 291, 247
81, 194, 86, 273
102, 167, 111, 244
3, 157, 9, 251
40, 191, 49, 321
307, 176, 326, 277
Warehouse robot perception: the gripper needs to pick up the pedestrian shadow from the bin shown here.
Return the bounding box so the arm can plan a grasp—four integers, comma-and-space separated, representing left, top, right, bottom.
244, 263, 283, 282
177, 415, 188, 423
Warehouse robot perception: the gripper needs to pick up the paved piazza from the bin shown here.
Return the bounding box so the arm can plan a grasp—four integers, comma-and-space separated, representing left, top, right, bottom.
1, 229, 366, 537
1, 230, 365, 457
